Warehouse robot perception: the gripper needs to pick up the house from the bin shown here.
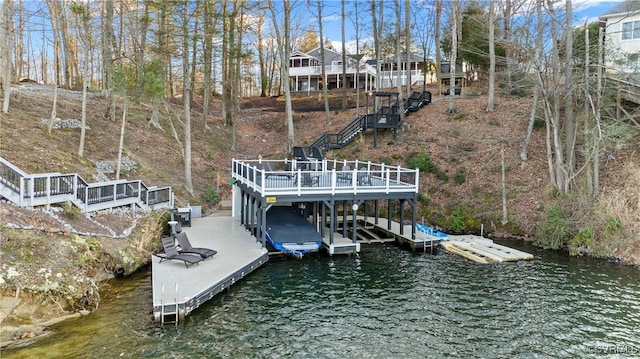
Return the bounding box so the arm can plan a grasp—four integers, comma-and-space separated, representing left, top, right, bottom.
599, 0, 640, 73
288, 47, 432, 93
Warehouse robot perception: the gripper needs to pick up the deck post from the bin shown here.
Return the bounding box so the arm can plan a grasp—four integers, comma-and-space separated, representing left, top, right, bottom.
399, 199, 405, 235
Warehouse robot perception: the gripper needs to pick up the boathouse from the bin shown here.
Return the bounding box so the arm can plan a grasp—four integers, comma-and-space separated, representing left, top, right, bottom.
231, 158, 427, 255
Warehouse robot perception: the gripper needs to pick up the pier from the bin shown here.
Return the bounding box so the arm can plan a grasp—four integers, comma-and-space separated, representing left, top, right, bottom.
151, 213, 268, 324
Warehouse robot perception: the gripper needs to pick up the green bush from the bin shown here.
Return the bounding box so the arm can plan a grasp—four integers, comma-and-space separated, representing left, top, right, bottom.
201, 188, 220, 206
449, 205, 467, 233
406, 152, 436, 173
534, 206, 570, 250
570, 228, 594, 248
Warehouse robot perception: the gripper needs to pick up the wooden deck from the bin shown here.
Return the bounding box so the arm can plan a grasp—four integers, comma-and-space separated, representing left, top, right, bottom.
151, 213, 268, 324
441, 235, 534, 263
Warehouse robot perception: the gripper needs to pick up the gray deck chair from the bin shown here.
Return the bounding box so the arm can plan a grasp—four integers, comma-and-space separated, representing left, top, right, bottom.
299, 172, 319, 186
337, 165, 352, 182
175, 232, 217, 259
156, 236, 204, 267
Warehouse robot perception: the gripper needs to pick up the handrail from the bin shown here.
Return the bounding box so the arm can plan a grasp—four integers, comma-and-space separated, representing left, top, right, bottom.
231, 158, 419, 197
0, 156, 173, 213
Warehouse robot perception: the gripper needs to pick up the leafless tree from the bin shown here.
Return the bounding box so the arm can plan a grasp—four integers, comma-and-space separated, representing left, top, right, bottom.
268, 0, 295, 154
486, 0, 495, 112
1, 0, 14, 114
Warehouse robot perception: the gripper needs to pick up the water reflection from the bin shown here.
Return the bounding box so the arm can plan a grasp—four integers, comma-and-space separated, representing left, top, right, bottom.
4, 242, 640, 358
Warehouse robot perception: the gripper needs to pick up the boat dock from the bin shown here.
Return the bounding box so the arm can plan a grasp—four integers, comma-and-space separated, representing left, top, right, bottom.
151, 213, 268, 324
441, 235, 534, 263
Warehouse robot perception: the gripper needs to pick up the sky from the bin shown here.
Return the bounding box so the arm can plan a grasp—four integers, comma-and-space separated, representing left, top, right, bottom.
300, 0, 627, 53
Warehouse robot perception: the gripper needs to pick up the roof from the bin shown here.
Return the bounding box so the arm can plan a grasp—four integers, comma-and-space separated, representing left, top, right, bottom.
307, 47, 343, 64
599, 0, 640, 19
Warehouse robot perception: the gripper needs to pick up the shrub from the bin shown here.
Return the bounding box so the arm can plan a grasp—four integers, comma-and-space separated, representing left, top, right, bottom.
201, 187, 220, 206
534, 206, 570, 250
449, 205, 467, 233
406, 152, 435, 173
453, 168, 466, 185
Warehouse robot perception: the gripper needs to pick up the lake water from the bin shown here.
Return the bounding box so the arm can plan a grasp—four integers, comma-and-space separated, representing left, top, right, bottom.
4, 241, 640, 358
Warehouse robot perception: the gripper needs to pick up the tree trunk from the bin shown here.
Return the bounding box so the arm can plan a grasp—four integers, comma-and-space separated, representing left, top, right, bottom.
76, 4, 91, 157
257, 12, 267, 97
182, 0, 193, 195
447, 1, 459, 114
520, 86, 538, 161
564, 0, 576, 183
317, 1, 331, 126
103, 0, 116, 122
395, 0, 405, 121
486, 0, 495, 112
435, 0, 442, 95
115, 95, 127, 180
203, 0, 214, 129
268, 0, 295, 154
501, 142, 508, 225
15, 0, 23, 81
341, 0, 347, 110
1, 0, 13, 114
405, 0, 411, 95
503, 0, 513, 89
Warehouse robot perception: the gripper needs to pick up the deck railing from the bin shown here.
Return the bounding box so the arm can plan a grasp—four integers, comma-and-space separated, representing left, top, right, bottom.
232, 158, 419, 196
0, 156, 173, 213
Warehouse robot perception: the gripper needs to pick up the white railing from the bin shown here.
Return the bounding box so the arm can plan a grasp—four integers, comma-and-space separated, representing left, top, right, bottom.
231, 158, 419, 197
0, 156, 173, 213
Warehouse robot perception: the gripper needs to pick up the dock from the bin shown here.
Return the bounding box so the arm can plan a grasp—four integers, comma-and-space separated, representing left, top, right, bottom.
151, 214, 268, 324
441, 235, 534, 263
359, 217, 444, 251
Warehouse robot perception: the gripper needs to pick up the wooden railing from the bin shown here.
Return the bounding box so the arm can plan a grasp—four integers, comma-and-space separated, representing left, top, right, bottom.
0, 156, 173, 213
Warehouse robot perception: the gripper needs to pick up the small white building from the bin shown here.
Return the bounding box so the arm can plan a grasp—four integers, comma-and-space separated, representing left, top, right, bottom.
599, 0, 640, 73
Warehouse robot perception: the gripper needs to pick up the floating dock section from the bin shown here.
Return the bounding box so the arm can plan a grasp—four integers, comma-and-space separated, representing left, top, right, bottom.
152, 214, 268, 324
440, 235, 533, 263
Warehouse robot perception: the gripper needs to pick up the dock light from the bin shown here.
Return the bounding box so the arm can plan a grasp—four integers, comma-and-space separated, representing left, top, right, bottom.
352, 204, 359, 211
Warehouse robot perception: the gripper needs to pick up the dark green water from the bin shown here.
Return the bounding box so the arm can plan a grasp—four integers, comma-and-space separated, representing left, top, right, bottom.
4, 242, 640, 358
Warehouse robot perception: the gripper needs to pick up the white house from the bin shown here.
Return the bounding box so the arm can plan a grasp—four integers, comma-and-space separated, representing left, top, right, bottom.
599, 0, 640, 73
288, 47, 433, 93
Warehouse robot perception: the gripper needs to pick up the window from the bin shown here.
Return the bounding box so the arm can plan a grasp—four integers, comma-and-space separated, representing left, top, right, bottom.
621, 21, 640, 40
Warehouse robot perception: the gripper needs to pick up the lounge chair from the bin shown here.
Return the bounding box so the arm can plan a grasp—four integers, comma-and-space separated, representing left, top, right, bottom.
337, 165, 352, 182
301, 172, 319, 186
175, 232, 217, 259
155, 236, 204, 267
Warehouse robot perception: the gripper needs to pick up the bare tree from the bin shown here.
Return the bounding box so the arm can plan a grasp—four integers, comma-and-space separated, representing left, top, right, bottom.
103, 0, 116, 122
394, 0, 405, 120
181, 0, 194, 195
341, 0, 347, 110
564, 0, 576, 177
1, 0, 14, 114
486, 0, 496, 112
435, 0, 442, 95
447, 0, 460, 114
404, 0, 411, 95
268, 0, 295, 154
70, 2, 91, 157
315, 0, 332, 126
412, 1, 435, 92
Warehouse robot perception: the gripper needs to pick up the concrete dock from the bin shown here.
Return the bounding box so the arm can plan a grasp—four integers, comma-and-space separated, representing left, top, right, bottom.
151, 214, 268, 324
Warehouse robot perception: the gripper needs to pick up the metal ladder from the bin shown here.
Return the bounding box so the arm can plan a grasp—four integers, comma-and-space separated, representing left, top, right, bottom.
160, 282, 179, 326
